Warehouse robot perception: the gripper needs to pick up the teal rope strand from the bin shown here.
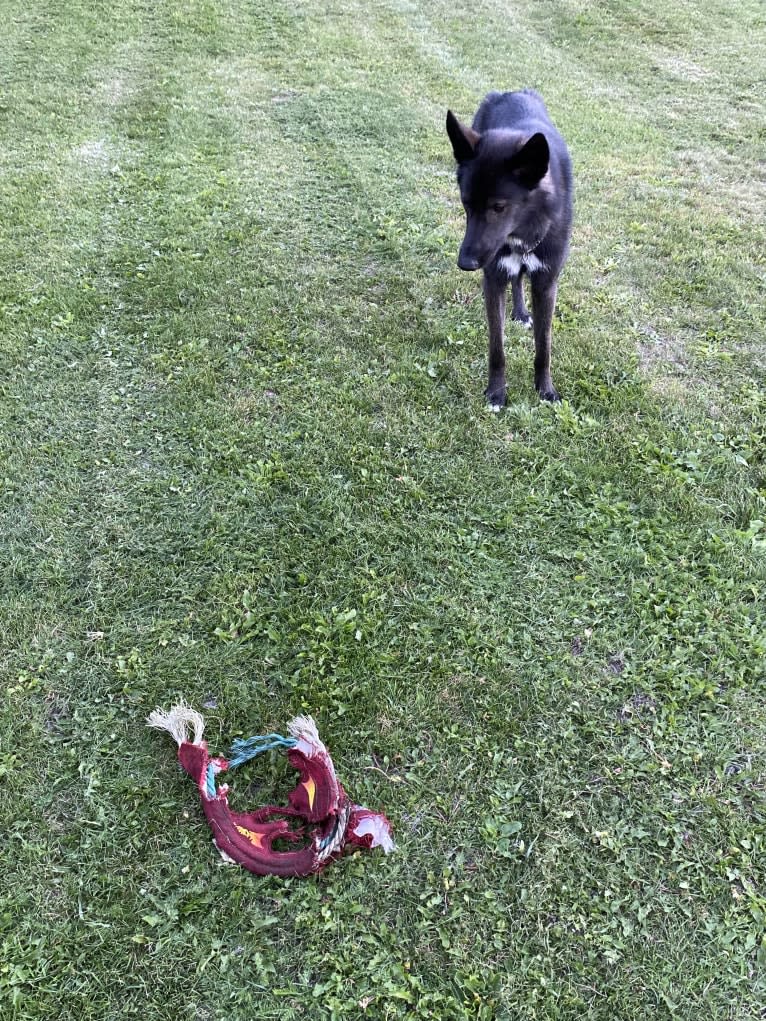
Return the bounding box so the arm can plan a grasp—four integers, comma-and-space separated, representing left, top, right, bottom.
205, 762, 218, 798
319, 814, 341, 850
228, 733, 297, 769
204, 733, 298, 798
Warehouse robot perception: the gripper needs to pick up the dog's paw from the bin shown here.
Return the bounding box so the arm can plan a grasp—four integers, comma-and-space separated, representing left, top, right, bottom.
538, 384, 561, 403
485, 380, 507, 410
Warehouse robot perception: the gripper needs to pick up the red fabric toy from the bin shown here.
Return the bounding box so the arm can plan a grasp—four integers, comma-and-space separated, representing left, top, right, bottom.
148, 704, 394, 876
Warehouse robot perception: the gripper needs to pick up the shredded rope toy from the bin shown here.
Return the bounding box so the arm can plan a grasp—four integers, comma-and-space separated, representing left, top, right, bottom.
147, 704, 394, 876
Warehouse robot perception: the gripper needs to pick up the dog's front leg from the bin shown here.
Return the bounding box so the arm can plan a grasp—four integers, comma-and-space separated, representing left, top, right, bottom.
483, 271, 508, 407
530, 275, 561, 402
510, 271, 532, 327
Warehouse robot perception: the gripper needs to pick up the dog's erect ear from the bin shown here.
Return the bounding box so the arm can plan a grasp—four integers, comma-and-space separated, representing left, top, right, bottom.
508, 132, 550, 187
446, 110, 480, 163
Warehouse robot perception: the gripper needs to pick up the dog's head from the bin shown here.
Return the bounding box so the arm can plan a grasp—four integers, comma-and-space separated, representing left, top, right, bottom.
446, 110, 551, 271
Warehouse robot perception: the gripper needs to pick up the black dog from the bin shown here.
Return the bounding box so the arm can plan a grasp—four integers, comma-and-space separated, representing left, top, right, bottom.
446, 90, 573, 404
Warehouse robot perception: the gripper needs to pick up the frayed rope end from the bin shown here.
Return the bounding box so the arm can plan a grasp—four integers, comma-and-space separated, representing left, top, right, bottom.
286, 714, 322, 748
147, 703, 205, 746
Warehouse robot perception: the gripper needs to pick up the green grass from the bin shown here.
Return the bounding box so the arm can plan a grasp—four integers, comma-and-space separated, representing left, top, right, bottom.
1, 0, 765, 1017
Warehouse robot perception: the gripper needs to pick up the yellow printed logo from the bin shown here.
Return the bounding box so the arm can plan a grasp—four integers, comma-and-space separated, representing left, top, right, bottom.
235, 824, 264, 848
303, 776, 316, 811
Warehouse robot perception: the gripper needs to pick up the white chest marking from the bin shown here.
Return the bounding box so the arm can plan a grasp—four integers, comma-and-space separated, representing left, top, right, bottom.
497, 252, 545, 277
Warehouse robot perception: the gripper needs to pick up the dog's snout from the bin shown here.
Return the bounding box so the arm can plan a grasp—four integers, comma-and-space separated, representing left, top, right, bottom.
457, 251, 481, 271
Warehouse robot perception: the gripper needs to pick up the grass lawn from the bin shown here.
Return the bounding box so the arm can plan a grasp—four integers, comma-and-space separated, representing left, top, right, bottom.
2, 0, 765, 1017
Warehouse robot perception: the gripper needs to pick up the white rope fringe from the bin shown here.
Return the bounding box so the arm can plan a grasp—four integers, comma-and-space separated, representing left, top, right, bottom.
146, 702, 205, 746
286, 714, 321, 748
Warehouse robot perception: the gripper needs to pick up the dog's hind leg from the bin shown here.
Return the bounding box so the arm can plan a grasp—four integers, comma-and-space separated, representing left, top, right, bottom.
483, 271, 508, 408
530, 275, 560, 402
510, 271, 532, 328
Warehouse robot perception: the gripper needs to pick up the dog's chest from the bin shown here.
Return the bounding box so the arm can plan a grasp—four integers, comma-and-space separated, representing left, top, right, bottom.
497, 246, 545, 278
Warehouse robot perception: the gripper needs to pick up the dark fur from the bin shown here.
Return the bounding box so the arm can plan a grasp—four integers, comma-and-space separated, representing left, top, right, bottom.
446, 90, 573, 403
